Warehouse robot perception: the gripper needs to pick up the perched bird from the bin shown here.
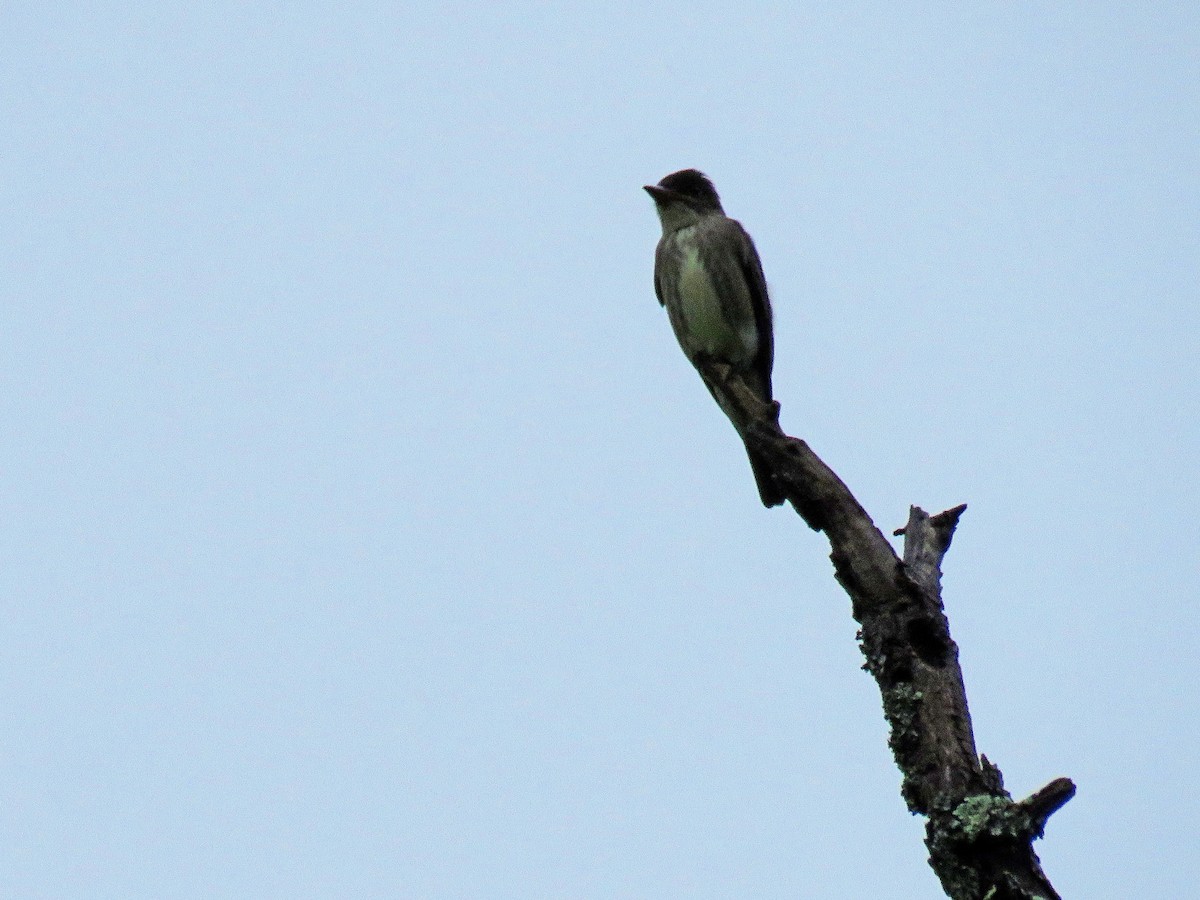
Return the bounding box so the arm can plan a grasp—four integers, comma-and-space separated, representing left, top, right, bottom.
644, 169, 784, 508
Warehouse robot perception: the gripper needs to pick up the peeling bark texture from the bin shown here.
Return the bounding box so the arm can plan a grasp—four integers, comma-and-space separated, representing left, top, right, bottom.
699, 362, 1075, 900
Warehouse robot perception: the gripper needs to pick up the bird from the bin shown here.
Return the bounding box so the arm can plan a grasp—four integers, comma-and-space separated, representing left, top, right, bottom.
644, 168, 784, 508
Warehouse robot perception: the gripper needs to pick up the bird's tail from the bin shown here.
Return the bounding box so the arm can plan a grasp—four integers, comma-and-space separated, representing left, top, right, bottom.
695, 365, 785, 508
746, 441, 785, 508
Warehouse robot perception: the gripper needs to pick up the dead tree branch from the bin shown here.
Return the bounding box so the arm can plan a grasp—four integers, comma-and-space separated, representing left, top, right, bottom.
701, 362, 1075, 900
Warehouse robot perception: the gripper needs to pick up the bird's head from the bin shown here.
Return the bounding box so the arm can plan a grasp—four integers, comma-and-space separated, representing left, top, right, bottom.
644, 169, 725, 231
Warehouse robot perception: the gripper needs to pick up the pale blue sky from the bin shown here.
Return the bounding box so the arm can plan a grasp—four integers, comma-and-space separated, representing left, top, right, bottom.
3, 3, 1198, 897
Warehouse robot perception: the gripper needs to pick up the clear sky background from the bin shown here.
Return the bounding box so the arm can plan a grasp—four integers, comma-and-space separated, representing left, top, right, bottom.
3, 4, 1197, 897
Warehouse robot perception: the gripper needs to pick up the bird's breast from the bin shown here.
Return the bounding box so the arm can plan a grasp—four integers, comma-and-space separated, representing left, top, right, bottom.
672, 242, 757, 365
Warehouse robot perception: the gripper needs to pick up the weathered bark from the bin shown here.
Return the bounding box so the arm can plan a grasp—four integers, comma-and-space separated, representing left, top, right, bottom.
700, 362, 1075, 900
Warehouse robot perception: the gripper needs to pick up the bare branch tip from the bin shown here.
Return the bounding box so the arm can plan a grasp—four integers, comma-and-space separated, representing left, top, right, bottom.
894, 505, 927, 537
932, 503, 969, 527
897, 505, 968, 537
1019, 777, 1077, 831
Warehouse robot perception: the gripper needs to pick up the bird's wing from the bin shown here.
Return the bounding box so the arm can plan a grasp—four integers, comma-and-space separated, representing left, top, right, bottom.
730, 220, 774, 398
652, 241, 667, 307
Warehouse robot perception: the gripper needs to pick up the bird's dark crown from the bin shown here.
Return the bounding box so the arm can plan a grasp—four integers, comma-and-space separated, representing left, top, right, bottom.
656, 169, 723, 210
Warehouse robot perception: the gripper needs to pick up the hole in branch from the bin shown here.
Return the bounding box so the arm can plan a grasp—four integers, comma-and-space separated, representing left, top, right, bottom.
906, 617, 949, 668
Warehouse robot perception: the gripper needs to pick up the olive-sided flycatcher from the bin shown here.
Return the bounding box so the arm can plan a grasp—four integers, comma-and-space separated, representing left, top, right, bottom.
644, 169, 784, 508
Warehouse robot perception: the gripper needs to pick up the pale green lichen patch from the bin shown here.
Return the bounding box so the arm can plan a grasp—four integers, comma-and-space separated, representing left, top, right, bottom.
951, 794, 1032, 842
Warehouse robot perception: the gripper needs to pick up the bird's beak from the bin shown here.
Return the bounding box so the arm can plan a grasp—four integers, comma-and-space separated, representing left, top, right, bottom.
643, 184, 673, 203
